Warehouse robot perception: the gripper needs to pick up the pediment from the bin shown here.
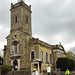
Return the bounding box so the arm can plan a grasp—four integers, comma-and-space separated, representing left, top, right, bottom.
59, 46, 63, 50
6, 30, 24, 39
33, 58, 42, 62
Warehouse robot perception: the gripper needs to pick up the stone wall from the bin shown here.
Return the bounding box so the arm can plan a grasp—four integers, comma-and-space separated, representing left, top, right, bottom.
1, 70, 75, 75
2, 70, 31, 75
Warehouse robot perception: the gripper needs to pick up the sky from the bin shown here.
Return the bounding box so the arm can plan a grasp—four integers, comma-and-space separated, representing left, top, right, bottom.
0, 0, 75, 56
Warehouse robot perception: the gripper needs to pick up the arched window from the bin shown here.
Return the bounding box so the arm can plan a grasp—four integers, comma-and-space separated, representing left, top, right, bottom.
15, 16, 18, 23
12, 41, 18, 54
31, 51, 35, 60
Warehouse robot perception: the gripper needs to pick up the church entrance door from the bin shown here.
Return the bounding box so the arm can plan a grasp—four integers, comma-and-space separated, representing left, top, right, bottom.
31, 58, 42, 75
13, 59, 18, 70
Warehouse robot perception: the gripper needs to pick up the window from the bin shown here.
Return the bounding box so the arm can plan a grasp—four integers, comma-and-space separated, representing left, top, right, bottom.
15, 16, 18, 23
14, 44, 17, 53
13, 41, 18, 54
50, 54, 52, 64
46, 53, 48, 63
41, 51, 43, 61
31, 51, 35, 60
26, 16, 28, 24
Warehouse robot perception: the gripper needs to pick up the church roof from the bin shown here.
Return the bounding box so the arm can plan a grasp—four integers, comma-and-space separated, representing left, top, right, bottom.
52, 44, 66, 54
30, 37, 66, 53
30, 37, 52, 49
52, 44, 64, 50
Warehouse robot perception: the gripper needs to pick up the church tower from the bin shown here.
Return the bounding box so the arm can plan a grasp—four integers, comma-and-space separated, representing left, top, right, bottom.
11, 0, 32, 35
4, 0, 32, 70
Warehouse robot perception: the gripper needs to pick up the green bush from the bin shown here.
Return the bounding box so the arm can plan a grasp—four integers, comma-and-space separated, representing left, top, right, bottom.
56, 58, 75, 71
0, 56, 3, 66
1, 65, 11, 73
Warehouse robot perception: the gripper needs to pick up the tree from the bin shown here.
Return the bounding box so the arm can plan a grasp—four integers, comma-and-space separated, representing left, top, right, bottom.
66, 51, 74, 60
74, 54, 75, 70
56, 58, 74, 71
74, 54, 75, 61
1, 65, 11, 73
0, 56, 3, 66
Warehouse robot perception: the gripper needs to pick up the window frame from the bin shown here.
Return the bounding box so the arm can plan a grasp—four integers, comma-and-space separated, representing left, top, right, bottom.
50, 54, 52, 64
46, 53, 48, 63
31, 51, 35, 61
12, 41, 19, 54
41, 51, 43, 61
26, 16, 28, 24
15, 15, 18, 23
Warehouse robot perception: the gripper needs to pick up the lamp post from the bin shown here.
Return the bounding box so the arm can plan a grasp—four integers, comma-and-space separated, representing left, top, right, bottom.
0, 66, 1, 75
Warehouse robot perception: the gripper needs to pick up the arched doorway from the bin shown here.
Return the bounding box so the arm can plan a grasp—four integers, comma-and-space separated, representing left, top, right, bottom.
31, 58, 43, 75
13, 59, 18, 70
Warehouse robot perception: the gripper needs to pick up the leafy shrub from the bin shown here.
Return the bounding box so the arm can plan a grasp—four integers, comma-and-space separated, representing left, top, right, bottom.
1, 65, 11, 73
0, 56, 3, 66
56, 58, 75, 71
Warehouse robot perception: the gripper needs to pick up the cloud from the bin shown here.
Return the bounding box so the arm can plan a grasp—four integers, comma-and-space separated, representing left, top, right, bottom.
32, 0, 75, 42
0, 41, 6, 56
31, 0, 75, 53
0, 24, 9, 42
0, 0, 75, 55
0, 49, 3, 56
0, 0, 10, 27
69, 47, 75, 54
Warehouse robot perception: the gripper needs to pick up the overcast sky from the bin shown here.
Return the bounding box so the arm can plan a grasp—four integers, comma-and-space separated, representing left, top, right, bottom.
0, 0, 75, 56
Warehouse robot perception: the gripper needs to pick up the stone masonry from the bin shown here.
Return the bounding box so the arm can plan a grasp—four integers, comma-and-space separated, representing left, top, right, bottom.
3, 0, 66, 74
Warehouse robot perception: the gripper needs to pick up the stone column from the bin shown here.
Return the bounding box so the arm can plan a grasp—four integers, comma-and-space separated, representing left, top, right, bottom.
17, 59, 20, 70
31, 63, 33, 75
11, 60, 13, 66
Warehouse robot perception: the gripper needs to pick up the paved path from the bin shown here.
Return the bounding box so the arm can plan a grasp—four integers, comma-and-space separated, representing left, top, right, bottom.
70, 73, 75, 75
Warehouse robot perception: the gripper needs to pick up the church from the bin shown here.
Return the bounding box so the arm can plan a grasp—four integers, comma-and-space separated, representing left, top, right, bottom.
3, 0, 66, 74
